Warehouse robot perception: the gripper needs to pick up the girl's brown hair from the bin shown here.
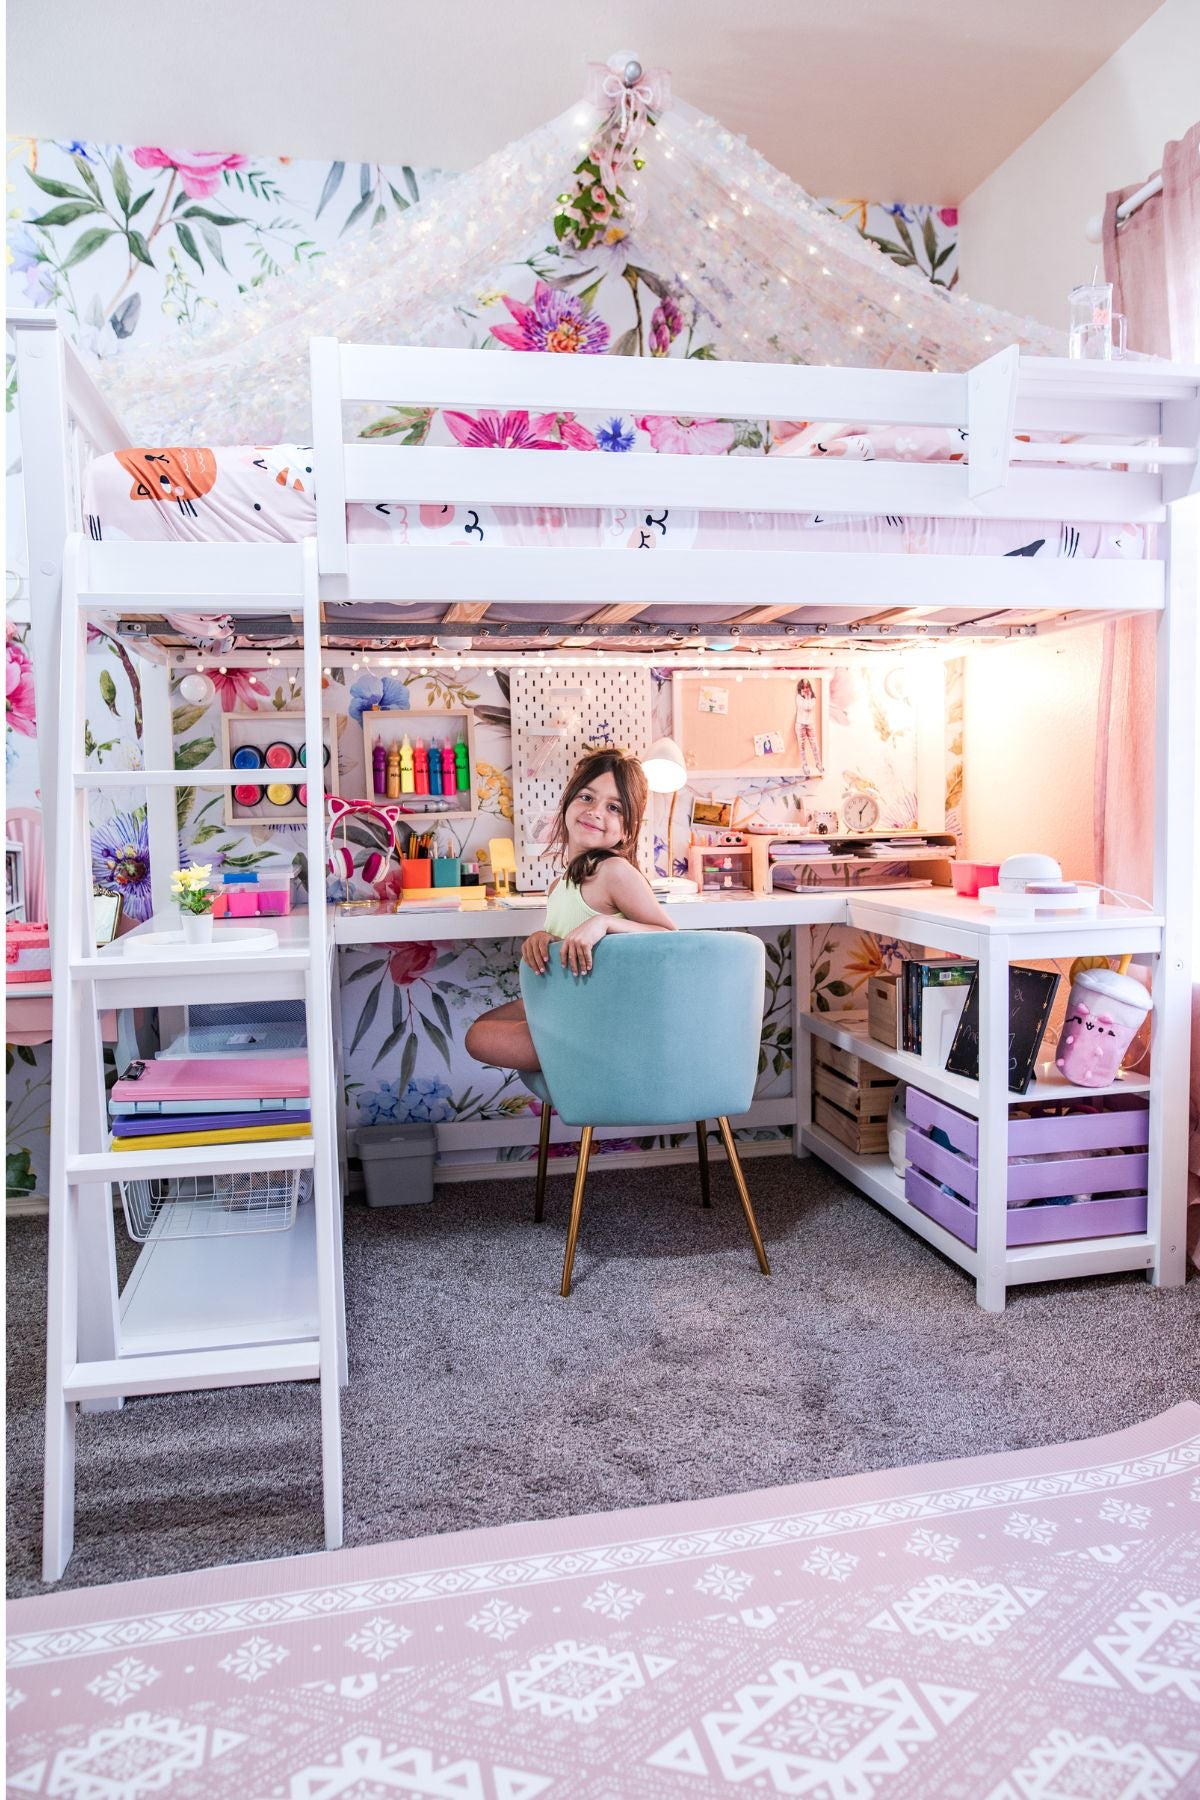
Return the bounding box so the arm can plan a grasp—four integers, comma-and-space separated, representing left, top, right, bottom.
546, 749, 648, 887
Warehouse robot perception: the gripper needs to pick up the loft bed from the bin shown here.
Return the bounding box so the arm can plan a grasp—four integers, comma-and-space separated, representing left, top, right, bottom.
9, 311, 1199, 1578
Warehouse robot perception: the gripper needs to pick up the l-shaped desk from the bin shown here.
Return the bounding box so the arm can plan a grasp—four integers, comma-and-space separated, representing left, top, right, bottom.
333, 885, 1167, 1312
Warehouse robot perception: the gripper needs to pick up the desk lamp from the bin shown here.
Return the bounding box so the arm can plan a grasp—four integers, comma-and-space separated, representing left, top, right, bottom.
643, 737, 694, 894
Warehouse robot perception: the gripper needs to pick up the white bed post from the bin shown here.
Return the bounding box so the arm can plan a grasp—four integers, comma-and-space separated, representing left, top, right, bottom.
310, 337, 349, 586
975, 938, 1010, 1313
1147, 494, 1198, 1287
965, 346, 1018, 500
791, 925, 812, 1158
12, 321, 72, 904
299, 536, 346, 1538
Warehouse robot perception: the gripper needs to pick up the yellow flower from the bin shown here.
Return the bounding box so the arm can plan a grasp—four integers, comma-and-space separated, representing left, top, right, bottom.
476, 287, 503, 309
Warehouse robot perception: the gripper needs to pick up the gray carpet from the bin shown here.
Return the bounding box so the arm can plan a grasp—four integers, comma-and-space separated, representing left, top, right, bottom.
7, 1155, 1199, 1599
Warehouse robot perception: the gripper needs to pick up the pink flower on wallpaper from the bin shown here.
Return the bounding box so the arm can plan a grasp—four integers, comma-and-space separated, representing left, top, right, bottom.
937, 207, 958, 227
209, 668, 269, 712
636, 416, 737, 456
491, 281, 610, 355
531, 412, 598, 451
387, 941, 438, 986
443, 410, 565, 451
131, 148, 248, 198
6, 625, 36, 737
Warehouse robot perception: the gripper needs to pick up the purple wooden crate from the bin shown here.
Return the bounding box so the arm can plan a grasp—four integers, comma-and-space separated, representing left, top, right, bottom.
903, 1084, 1149, 1247
905, 1167, 1148, 1249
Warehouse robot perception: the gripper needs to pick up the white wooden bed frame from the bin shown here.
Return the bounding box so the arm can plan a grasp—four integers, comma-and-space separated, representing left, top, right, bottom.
9, 311, 1199, 1581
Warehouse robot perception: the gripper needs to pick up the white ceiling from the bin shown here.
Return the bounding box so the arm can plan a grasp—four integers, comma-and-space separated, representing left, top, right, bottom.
7, 0, 1164, 202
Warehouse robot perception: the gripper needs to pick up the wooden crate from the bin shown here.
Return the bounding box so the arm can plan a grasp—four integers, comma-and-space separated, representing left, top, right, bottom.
812, 1038, 897, 1155
867, 973, 901, 1051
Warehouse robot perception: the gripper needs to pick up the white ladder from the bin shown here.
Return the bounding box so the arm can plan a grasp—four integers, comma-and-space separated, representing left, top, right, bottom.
42, 533, 345, 1581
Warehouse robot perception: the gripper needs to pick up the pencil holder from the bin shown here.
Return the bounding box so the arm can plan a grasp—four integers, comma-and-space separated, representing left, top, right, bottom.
432, 857, 461, 888
400, 857, 431, 888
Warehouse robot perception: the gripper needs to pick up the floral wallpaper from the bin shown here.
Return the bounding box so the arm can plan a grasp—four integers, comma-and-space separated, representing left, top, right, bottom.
5, 131, 959, 1197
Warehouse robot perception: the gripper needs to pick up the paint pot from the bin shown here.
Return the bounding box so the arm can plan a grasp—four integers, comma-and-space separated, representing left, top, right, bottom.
265, 782, 295, 807
231, 744, 264, 771
233, 783, 264, 807
264, 742, 295, 770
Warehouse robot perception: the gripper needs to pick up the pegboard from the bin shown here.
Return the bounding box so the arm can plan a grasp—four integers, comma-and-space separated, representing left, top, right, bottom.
511, 667, 653, 891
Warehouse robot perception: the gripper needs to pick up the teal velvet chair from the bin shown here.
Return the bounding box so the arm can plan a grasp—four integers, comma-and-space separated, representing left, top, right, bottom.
520, 931, 770, 1296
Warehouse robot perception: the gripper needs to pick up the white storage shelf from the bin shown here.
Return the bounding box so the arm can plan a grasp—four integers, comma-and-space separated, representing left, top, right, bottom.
360, 705, 479, 820
804, 1008, 1152, 1117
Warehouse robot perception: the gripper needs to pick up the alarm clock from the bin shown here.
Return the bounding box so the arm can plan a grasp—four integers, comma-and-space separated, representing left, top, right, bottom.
844, 792, 880, 832
811, 810, 839, 836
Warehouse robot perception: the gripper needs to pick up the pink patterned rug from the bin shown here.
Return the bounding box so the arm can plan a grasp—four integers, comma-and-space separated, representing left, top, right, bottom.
8, 1406, 1200, 1798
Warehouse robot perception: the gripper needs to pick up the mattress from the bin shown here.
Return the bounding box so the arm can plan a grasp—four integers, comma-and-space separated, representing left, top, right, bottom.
82, 434, 1151, 568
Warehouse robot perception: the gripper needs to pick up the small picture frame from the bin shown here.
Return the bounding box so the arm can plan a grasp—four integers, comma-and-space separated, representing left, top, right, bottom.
690, 798, 735, 829
93, 890, 123, 947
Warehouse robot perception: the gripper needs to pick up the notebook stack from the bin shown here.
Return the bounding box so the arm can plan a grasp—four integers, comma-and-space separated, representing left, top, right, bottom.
108, 1055, 312, 1151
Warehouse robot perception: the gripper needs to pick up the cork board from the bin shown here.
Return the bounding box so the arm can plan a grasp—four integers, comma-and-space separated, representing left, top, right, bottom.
671, 672, 826, 778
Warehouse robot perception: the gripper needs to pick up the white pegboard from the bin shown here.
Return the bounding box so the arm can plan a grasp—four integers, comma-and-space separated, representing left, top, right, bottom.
511, 667, 653, 891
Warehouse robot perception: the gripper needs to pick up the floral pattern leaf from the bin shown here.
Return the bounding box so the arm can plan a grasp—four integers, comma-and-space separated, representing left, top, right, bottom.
125, 229, 154, 267
315, 161, 345, 218
98, 668, 119, 715
173, 736, 216, 770
416, 1010, 452, 1069
349, 981, 383, 1057
174, 221, 204, 272
31, 199, 99, 227
61, 227, 117, 270
111, 154, 131, 215
25, 169, 91, 200
399, 1030, 419, 1090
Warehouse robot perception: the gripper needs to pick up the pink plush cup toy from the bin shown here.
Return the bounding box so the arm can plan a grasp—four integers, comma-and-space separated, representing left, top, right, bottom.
1055, 968, 1151, 1087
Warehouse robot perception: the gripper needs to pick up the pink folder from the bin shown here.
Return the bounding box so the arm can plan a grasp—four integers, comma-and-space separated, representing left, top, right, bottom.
110, 1055, 310, 1105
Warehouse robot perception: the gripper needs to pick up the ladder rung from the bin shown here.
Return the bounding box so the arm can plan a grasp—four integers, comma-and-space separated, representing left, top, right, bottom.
72, 949, 311, 981
68, 1140, 315, 1183
78, 593, 303, 613
75, 769, 297, 788
64, 1340, 320, 1400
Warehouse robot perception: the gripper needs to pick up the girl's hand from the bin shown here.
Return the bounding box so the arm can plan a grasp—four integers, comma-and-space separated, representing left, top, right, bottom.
520, 931, 554, 974
559, 914, 609, 976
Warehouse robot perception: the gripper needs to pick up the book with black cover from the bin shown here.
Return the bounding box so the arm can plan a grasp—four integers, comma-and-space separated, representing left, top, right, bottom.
944, 965, 1060, 1094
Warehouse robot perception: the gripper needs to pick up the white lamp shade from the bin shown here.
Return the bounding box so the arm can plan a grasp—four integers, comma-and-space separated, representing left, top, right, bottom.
643, 736, 687, 793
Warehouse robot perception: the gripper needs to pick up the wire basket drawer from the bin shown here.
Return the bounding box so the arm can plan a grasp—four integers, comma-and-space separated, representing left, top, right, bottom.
119, 1167, 310, 1242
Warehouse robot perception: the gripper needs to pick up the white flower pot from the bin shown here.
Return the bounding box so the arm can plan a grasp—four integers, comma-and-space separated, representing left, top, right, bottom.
180, 911, 215, 947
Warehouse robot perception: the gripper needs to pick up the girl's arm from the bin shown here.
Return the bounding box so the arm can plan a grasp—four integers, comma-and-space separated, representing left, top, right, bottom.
595, 858, 677, 933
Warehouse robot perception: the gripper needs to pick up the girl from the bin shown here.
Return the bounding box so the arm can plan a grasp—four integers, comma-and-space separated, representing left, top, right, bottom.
465, 749, 676, 1074
795, 677, 823, 778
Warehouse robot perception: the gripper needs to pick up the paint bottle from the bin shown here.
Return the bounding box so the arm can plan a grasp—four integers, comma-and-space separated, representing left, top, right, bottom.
399, 735, 414, 794
386, 742, 401, 799
428, 737, 443, 797
372, 738, 387, 796
265, 782, 294, 807
413, 739, 429, 795
454, 737, 470, 793
264, 742, 294, 771
441, 740, 457, 795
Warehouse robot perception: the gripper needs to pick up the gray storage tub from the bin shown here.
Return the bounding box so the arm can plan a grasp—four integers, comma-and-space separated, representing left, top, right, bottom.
357, 1122, 437, 1207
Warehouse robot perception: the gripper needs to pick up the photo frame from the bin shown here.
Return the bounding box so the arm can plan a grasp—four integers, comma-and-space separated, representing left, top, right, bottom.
93, 891, 123, 947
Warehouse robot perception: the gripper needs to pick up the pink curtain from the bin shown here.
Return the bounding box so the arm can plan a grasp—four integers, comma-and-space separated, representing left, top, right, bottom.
1099, 120, 1200, 1266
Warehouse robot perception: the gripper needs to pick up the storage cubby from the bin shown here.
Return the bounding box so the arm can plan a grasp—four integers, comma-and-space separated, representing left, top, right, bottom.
360, 704, 479, 820
219, 711, 337, 825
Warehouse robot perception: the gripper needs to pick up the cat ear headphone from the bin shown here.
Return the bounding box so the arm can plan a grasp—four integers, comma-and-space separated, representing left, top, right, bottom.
326, 796, 400, 887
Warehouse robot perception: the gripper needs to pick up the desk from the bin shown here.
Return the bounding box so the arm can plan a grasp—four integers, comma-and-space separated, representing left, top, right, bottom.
331, 888, 1165, 1312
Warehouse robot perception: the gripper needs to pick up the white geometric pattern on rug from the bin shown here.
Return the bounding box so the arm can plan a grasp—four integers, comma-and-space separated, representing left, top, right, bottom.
1060, 1591, 1200, 1702
649, 1662, 975, 1797
472, 1640, 674, 1724
9, 1713, 244, 1800
869, 1576, 1045, 1646
985, 1728, 1198, 1800
283, 1735, 554, 1800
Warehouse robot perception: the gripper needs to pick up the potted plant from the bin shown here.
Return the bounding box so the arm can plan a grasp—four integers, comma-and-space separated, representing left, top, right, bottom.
171, 864, 215, 945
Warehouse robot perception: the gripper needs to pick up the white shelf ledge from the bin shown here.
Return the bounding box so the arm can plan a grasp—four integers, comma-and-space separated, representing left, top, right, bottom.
802, 1010, 1151, 1117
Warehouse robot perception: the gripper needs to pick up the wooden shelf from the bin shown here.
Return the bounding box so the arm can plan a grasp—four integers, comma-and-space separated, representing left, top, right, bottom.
360, 704, 478, 823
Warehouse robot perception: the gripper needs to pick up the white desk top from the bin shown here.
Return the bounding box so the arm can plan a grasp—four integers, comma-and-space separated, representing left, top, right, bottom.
330, 888, 1163, 948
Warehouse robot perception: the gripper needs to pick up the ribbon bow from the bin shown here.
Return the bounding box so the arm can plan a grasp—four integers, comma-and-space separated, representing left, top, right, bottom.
585, 58, 672, 140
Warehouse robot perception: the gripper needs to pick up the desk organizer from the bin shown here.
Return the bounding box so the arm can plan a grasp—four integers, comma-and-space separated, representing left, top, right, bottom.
6, 920, 50, 982
904, 1086, 1149, 1248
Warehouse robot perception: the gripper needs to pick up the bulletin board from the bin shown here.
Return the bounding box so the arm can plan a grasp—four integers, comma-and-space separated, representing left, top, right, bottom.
671, 673, 827, 778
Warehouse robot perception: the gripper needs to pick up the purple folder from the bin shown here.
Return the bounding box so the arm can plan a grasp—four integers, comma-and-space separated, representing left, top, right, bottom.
106, 1109, 310, 1138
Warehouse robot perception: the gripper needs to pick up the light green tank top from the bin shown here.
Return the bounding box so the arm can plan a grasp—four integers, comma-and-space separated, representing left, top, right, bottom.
544, 877, 621, 937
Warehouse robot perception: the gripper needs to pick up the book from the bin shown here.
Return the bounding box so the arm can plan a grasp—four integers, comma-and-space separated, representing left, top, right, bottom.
944, 965, 1061, 1094
110, 1122, 312, 1152
110, 1096, 312, 1116
108, 1110, 310, 1138
902, 957, 976, 1054
110, 1055, 309, 1104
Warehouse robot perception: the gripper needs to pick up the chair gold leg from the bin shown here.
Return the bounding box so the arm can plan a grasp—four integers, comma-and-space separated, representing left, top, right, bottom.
560, 1126, 593, 1297
534, 1103, 553, 1223
696, 1121, 711, 1207
716, 1116, 770, 1275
